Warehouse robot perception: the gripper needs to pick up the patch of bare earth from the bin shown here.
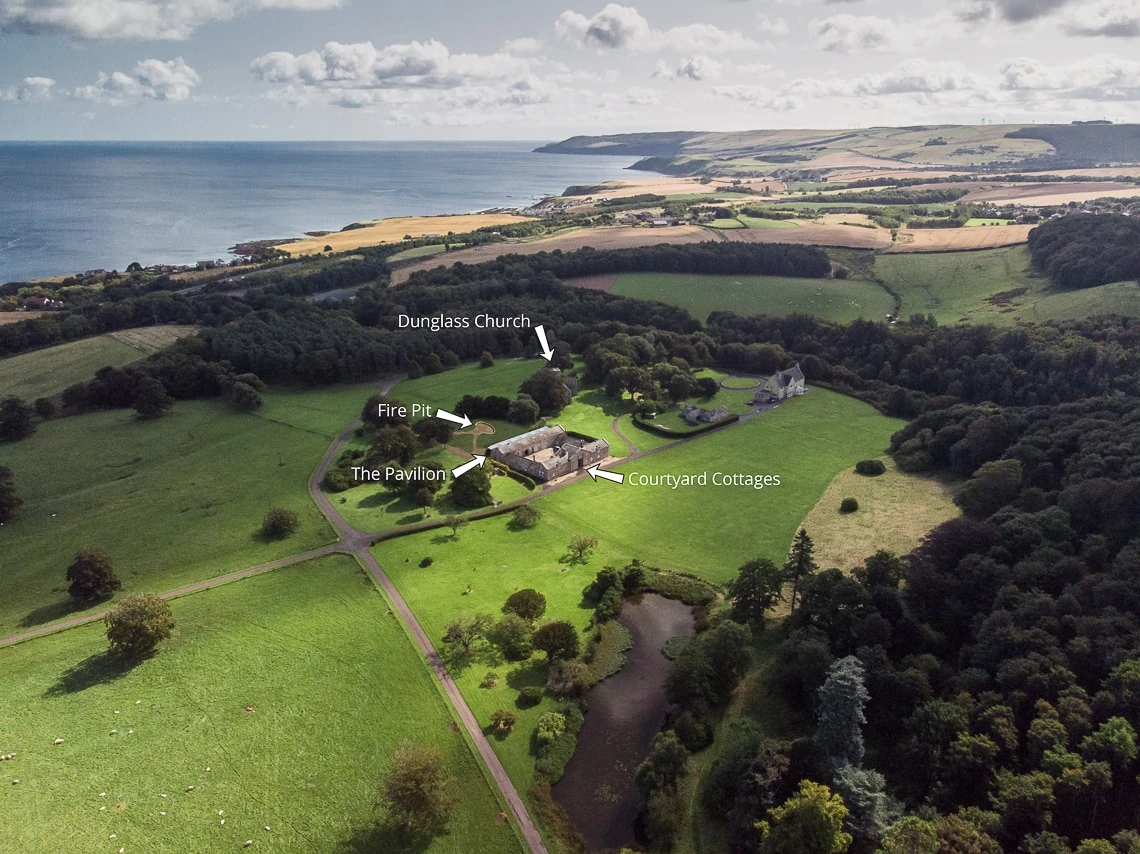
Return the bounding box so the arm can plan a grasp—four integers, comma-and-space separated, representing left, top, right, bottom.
390, 226, 710, 284
0, 311, 48, 325
886, 224, 1034, 253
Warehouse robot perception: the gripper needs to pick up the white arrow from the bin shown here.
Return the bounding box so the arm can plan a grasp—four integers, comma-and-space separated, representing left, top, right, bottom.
451, 455, 487, 480
435, 408, 472, 429
587, 465, 624, 485
535, 325, 555, 362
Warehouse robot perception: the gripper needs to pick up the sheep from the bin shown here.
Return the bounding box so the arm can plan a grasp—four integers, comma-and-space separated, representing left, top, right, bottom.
53, 738, 64, 745
244, 842, 253, 848
185, 785, 195, 792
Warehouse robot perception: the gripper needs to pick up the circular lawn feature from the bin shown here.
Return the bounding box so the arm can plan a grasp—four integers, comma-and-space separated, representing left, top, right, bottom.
720, 377, 761, 390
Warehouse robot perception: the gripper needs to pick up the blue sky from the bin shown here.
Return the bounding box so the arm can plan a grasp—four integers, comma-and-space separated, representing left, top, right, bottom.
2, 0, 1139, 139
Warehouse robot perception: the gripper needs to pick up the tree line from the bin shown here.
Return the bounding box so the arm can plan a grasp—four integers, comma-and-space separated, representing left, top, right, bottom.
1028, 214, 1140, 290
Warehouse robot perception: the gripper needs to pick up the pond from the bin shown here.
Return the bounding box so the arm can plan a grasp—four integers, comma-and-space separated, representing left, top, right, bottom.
552, 594, 695, 851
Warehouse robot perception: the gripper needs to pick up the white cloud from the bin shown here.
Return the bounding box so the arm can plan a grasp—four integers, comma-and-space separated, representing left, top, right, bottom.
811, 14, 898, 52
1062, 2, 1140, 37
251, 39, 557, 113
999, 54, 1140, 100
624, 86, 661, 105
556, 3, 762, 53
0, 75, 55, 102
712, 84, 799, 112
981, 0, 1073, 23
503, 37, 544, 54
851, 59, 978, 95
653, 55, 723, 81
755, 14, 788, 35
73, 58, 201, 103
0, 0, 342, 41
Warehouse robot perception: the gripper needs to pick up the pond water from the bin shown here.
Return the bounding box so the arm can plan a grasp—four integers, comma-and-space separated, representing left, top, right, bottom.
552, 594, 695, 851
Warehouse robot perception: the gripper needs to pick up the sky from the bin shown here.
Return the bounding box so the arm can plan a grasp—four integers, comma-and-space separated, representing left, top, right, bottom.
1, 0, 1139, 140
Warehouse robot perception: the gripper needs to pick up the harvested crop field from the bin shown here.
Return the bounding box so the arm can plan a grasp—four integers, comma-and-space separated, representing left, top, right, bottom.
109, 325, 198, 353
278, 213, 532, 256
390, 225, 710, 284
0, 311, 48, 325
722, 223, 892, 250
887, 224, 1034, 253
959, 182, 1140, 204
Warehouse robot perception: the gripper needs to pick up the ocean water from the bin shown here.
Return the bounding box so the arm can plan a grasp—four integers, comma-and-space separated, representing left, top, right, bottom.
0, 141, 646, 283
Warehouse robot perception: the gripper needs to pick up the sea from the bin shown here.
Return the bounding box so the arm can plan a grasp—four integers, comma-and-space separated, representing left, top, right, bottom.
0, 141, 648, 284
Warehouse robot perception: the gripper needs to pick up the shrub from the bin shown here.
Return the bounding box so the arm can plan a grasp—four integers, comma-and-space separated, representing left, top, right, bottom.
840, 497, 859, 514
480, 671, 500, 688
261, 508, 300, 538
33, 397, 55, 419
510, 505, 542, 529
517, 686, 543, 707
855, 459, 886, 476
503, 588, 547, 621
479, 351, 495, 369
492, 614, 534, 661
419, 556, 434, 568
535, 712, 567, 745
490, 709, 516, 732
546, 660, 589, 699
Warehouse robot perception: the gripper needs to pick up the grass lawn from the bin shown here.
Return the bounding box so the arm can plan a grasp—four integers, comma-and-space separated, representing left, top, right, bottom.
611, 272, 894, 325
0, 336, 144, 401
798, 456, 960, 571
708, 218, 746, 230
373, 389, 898, 847
0, 555, 521, 854
0, 384, 379, 637
721, 377, 760, 390
736, 215, 799, 230
876, 246, 1140, 325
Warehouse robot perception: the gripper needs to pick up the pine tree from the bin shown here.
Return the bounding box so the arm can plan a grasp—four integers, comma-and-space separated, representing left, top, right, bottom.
816, 656, 870, 768
785, 528, 818, 612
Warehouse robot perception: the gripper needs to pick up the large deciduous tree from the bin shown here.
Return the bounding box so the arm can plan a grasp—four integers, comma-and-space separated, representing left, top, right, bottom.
131, 377, 174, 420
730, 558, 784, 627
449, 466, 492, 509
533, 620, 580, 661
0, 396, 36, 442
756, 780, 852, 854
502, 589, 547, 622
0, 465, 22, 523
66, 545, 122, 602
378, 743, 455, 833
105, 594, 175, 658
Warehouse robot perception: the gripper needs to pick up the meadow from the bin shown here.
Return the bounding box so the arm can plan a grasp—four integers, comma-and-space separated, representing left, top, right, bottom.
798, 456, 959, 571
0, 555, 522, 854
0, 384, 379, 636
610, 271, 894, 324
0, 335, 145, 401
875, 246, 1140, 325
374, 388, 901, 835
278, 214, 527, 255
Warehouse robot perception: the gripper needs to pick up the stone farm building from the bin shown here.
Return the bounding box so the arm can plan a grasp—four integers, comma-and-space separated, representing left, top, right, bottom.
488, 426, 609, 482
681, 404, 730, 425
756, 363, 806, 403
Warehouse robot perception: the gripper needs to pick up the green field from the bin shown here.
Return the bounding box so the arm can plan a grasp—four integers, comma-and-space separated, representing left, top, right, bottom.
876, 246, 1140, 325
708, 218, 746, 230
0, 556, 521, 854
611, 272, 895, 324
0, 384, 378, 636
374, 388, 900, 828
0, 335, 144, 401
965, 218, 1013, 227
389, 243, 451, 262
736, 215, 799, 230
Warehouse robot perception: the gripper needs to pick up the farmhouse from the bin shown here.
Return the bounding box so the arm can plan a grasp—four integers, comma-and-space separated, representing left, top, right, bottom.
681, 405, 730, 425
756, 363, 806, 403
488, 425, 609, 482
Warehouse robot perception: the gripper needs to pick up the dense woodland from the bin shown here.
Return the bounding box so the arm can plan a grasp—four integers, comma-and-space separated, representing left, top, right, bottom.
1028, 215, 1140, 290
5, 229, 1140, 851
